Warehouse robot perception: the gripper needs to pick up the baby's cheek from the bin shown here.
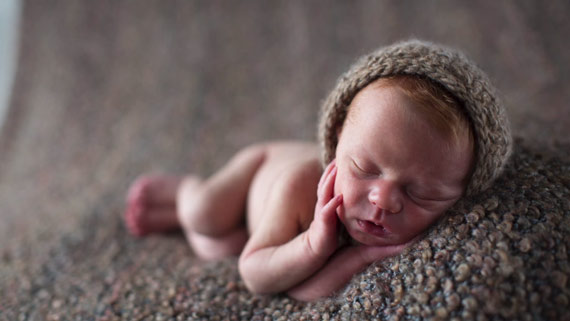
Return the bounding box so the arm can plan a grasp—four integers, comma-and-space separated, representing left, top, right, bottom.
418, 208, 448, 230
337, 193, 362, 221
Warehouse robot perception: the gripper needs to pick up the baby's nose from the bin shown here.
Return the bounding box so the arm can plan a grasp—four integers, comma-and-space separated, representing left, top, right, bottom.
368, 181, 403, 214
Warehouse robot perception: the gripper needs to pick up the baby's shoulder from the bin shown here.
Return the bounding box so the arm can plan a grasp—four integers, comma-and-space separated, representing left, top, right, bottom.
262, 141, 322, 190
262, 142, 321, 197
278, 159, 321, 195
248, 142, 322, 232
269, 157, 321, 230
262, 142, 322, 208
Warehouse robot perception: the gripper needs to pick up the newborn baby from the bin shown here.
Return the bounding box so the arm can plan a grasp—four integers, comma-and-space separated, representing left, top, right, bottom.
124, 40, 512, 301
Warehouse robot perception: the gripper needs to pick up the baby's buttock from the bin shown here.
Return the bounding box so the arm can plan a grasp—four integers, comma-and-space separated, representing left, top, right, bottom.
246, 141, 321, 233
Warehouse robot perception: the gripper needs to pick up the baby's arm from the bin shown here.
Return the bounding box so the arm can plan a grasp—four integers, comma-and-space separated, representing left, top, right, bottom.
238, 161, 342, 294
286, 241, 411, 301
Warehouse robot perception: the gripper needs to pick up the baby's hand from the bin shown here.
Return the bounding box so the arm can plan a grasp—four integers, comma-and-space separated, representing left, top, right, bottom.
350, 235, 422, 265
306, 160, 343, 259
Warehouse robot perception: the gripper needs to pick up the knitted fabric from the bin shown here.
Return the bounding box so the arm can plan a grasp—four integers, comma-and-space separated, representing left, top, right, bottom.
318, 40, 512, 196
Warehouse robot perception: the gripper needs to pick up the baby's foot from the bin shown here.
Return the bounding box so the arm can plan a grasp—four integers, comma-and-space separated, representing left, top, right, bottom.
125, 175, 183, 236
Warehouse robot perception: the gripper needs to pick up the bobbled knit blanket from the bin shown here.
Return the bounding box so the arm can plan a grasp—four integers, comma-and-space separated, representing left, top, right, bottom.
1, 141, 568, 320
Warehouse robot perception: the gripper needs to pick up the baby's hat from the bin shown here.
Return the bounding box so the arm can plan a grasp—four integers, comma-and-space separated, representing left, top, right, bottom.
318, 39, 512, 196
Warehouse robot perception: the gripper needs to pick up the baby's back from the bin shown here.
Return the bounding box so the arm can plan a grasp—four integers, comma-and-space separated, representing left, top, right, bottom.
247, 141, 322, 234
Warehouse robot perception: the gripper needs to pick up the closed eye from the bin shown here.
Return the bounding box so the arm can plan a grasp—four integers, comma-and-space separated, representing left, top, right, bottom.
351, 159, 378, 176
408, 191, 458, 203
352, 159, 366, 172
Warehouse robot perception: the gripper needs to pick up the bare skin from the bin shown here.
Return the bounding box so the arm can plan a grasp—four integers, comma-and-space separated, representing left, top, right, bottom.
125, 175, 182, 236
124, 83, 474, 301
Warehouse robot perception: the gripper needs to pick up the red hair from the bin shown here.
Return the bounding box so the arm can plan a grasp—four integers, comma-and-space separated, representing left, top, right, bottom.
369, 75, 474, 149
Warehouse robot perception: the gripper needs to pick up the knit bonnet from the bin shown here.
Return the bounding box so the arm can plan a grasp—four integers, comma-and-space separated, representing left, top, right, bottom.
318, 39, 512, 196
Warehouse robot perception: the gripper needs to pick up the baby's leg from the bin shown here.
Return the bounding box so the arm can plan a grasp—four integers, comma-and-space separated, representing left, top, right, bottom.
177, 144, 266, 260
125, 175, 183, 236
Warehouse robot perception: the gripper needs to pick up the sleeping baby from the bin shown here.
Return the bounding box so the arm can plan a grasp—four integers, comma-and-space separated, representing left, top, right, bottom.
123, 40, 512, 301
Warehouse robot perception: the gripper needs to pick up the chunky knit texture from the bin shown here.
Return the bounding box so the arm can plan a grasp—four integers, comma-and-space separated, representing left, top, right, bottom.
319, 40, 512, 196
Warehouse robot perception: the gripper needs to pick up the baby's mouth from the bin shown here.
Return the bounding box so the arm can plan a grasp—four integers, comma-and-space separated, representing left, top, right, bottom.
357, 219, 389, 237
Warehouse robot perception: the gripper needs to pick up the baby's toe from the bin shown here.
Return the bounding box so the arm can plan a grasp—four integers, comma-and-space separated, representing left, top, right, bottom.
126, 176, 151, 206
124, 204, 146, 237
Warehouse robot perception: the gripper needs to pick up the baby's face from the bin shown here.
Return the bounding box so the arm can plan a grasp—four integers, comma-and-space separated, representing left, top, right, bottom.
334, 84, 473, 246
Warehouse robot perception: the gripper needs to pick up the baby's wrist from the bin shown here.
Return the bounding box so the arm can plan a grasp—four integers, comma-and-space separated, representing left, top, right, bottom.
303, 229, 337, 261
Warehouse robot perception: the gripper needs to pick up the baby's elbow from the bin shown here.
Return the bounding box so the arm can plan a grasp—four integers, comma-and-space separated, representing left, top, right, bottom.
286, 280, 334, 302
238, 254, 271, 294
286, 288, 320, 302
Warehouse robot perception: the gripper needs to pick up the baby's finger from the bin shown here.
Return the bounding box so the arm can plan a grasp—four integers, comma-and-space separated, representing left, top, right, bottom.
322, 162, 337, 197
310, 193, 343, 255
319, 194, 343, 222
317, 164, 337, 207
318, 160, 336, 190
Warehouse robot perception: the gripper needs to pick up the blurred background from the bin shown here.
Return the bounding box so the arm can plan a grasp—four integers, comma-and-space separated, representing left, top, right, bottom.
0, 1, 568, 317
3, 1, 568, 240
0, 0, 20, 130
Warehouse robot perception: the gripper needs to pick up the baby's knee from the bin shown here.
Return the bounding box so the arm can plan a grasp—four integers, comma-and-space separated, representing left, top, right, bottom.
177, 177, 230, 234
177, 177, 207, 226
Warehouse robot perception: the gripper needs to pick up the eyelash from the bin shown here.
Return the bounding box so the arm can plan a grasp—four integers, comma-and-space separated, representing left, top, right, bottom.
407, 189, 446, 203
407, 193, 439, 208
352, 160, 377, 176
407, 191, 430, 202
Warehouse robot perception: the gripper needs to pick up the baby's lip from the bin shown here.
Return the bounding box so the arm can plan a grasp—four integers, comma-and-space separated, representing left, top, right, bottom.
357, 219, 390, 238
